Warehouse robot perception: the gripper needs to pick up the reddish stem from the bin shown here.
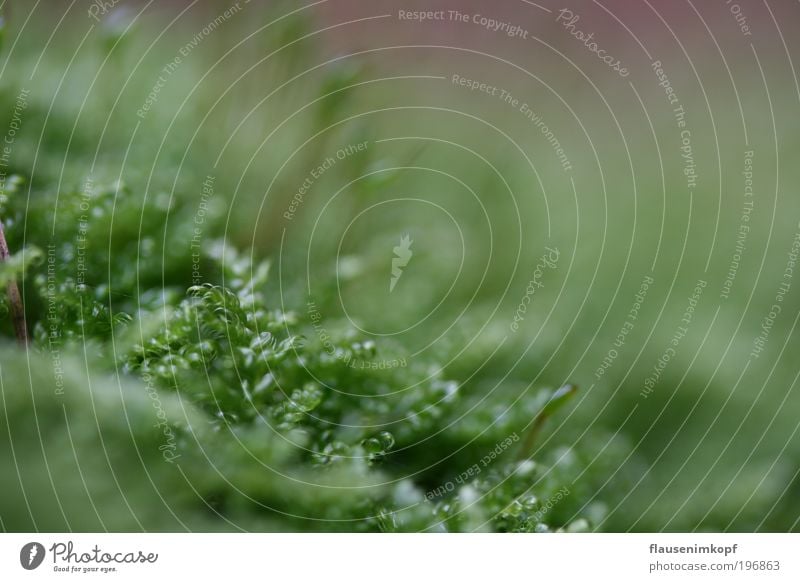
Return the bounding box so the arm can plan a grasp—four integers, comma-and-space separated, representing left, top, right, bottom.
0, 220, 27, 344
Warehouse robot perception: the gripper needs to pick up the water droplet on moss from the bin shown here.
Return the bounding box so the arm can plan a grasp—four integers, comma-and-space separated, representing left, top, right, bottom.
363, 437, 382, 455
377, 431, 395, 450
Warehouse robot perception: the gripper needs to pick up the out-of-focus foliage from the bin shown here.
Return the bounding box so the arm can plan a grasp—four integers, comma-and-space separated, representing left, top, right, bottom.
1, 0, 798, 533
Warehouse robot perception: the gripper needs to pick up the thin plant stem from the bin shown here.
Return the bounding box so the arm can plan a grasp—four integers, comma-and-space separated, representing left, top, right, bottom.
517, 384, 577, 460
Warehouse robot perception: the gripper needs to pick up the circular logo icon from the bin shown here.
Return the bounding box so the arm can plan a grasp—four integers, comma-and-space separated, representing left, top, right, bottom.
19, 542, 45, 570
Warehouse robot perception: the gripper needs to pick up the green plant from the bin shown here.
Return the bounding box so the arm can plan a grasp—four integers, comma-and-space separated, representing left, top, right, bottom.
0, 173, 623, 531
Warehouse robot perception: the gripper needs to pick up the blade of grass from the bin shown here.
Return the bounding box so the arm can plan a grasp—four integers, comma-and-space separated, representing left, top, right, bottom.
517, 384, 577, 460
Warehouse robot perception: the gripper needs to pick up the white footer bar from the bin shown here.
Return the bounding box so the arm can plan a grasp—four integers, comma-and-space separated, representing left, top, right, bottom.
1, 533, 797, 580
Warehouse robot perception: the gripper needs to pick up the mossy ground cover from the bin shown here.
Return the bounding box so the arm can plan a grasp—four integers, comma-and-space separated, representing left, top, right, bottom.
0, 2, 798, 533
